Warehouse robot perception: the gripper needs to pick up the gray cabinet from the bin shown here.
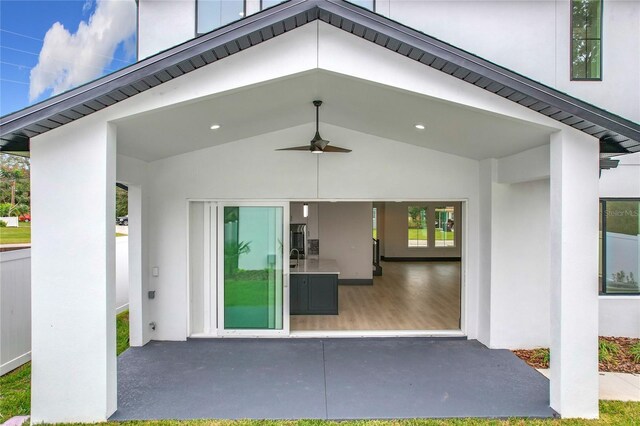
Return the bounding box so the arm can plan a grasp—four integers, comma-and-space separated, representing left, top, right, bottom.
290, 274, 338, 315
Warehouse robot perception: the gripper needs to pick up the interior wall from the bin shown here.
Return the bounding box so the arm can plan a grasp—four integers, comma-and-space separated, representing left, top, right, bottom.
373, 202, 386, 256
318, 202, 373, 281
382, 202, 462, 258
143, 123, 481, 341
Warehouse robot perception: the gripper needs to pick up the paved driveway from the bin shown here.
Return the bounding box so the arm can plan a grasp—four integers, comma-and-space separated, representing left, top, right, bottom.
111, 338, 552, 420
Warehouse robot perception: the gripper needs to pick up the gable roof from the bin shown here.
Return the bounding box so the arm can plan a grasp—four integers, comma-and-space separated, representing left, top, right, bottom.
1, 0, 638, 155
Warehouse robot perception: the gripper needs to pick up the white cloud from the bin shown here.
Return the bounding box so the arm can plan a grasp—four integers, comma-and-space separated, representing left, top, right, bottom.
29, 0, 136, 102
82, 0, 95, 15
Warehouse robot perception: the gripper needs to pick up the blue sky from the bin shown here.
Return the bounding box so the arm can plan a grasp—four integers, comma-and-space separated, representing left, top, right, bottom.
1, 0, 137, 116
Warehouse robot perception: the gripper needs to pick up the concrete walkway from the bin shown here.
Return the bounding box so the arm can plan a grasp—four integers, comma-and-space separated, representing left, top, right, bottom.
538, 369, 640, 401
112, 338, 552, 420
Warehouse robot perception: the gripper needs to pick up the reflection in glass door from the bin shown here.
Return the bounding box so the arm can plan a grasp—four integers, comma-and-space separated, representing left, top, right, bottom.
218, 203, 287, 334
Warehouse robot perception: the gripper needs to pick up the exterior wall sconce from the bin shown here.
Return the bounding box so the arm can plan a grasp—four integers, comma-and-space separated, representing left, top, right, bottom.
303, 203, 309, 218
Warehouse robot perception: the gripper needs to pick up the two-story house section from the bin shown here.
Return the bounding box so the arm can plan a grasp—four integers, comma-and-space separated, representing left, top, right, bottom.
1, 0, 639, 423
138, 0, 640, 122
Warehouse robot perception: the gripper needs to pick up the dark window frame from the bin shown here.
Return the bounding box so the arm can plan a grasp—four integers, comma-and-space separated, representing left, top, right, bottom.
570, 0, 603, 81
195, 0, 248, 36
346, 0, 376, 12
599, 198, 640, 296
260, 0, 284, 10
260, 0, 376, 11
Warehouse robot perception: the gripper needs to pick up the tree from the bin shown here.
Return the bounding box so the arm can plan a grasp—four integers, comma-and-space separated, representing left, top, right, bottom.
0, 154, 30, 215
116, 186, 128, 218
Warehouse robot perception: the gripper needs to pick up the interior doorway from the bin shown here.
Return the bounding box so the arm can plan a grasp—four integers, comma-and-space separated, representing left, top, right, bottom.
288, 201, 463, 333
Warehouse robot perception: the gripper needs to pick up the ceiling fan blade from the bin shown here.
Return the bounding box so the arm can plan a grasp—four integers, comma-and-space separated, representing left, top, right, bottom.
322, 145, 352, 153
276, 145, 312, 151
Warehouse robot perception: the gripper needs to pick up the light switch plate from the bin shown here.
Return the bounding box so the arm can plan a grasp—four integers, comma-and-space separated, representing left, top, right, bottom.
152, 267, 159, 277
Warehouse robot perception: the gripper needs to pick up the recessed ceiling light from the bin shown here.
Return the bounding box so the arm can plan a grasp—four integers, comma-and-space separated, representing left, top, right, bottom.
415, 124, 426, 130
210, 124, 221, 130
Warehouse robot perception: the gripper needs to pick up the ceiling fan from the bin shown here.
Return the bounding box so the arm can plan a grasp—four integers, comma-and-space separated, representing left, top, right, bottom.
277, 100, 352, 154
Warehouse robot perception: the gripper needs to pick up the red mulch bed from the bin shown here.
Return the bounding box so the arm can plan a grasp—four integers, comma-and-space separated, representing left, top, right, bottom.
513, 336, 640, 374
513, 349, 549, 369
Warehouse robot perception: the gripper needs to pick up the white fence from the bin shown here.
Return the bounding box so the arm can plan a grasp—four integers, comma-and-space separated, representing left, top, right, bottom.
0, 249, 31, 375
1, 237, 130, 375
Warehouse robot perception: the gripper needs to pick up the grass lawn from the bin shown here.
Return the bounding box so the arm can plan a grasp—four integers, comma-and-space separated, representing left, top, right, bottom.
0, 310, 130, 422
0, 222, 127, 245
2, 312, 640, 424
408, 228, 455, 241
0, 222, 30, 244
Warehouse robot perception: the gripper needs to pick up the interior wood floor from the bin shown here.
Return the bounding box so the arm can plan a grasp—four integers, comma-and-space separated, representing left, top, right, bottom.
290, 261, 461, 331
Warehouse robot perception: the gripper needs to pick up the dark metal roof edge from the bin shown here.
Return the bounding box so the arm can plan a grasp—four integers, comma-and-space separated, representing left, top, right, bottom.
1, 0, 638, 153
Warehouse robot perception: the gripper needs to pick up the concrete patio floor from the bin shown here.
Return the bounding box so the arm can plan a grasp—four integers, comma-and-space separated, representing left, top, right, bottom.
111, 338, 553, 420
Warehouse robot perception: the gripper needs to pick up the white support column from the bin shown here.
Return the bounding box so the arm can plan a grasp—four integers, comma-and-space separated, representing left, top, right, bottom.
127, 185, 145, 347
549, 130, 599, 419
31, 121, 117, 423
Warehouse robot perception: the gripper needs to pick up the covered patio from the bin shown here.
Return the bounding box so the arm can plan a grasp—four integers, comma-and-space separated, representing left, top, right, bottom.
4, 0, 638, 422
112, 338, 552, 420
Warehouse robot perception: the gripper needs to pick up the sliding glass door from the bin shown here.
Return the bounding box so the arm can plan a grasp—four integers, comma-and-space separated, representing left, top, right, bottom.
217, 202, 289, 335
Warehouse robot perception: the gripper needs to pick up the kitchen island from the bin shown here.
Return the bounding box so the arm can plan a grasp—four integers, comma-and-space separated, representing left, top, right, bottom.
290, 259, 339, 315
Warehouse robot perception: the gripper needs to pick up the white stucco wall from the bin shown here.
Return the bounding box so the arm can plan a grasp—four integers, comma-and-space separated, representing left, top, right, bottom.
116, 154, 151, 347
138, 0, 196, 59
142, 123, 481, 340
599, 297, 640, 338
490, 179, 551, 349
115, 237, 130, 313
31, 119, 117, 422
597, 152, 640, 339
107, 22, 592, 347
137, 1, 640, 122
600, 153, 640, 198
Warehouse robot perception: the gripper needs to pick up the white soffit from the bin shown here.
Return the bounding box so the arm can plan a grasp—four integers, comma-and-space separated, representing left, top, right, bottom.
115, 70, 554, 161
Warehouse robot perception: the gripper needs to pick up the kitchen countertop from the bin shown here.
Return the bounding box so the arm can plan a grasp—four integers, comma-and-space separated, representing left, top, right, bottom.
289, 259, 340, 275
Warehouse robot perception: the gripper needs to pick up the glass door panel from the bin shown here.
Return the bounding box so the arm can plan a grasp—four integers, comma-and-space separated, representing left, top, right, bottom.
221, 205, 285, 331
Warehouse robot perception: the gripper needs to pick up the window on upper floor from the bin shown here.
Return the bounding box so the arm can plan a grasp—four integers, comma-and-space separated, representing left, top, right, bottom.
348, 0, 375, 11
571, 0, 602, 80
599, 199, 640, 295
262, 0, 285, 9
197, 0, 245, 34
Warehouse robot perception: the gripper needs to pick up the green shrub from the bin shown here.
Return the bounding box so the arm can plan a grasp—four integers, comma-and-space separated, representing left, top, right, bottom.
630, 342, 640, 364
599, 339, 621, 363
0, 220, 6, 227
532, 348, 550, 365
0, 203, 28, 217
11, 204, 29, 216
